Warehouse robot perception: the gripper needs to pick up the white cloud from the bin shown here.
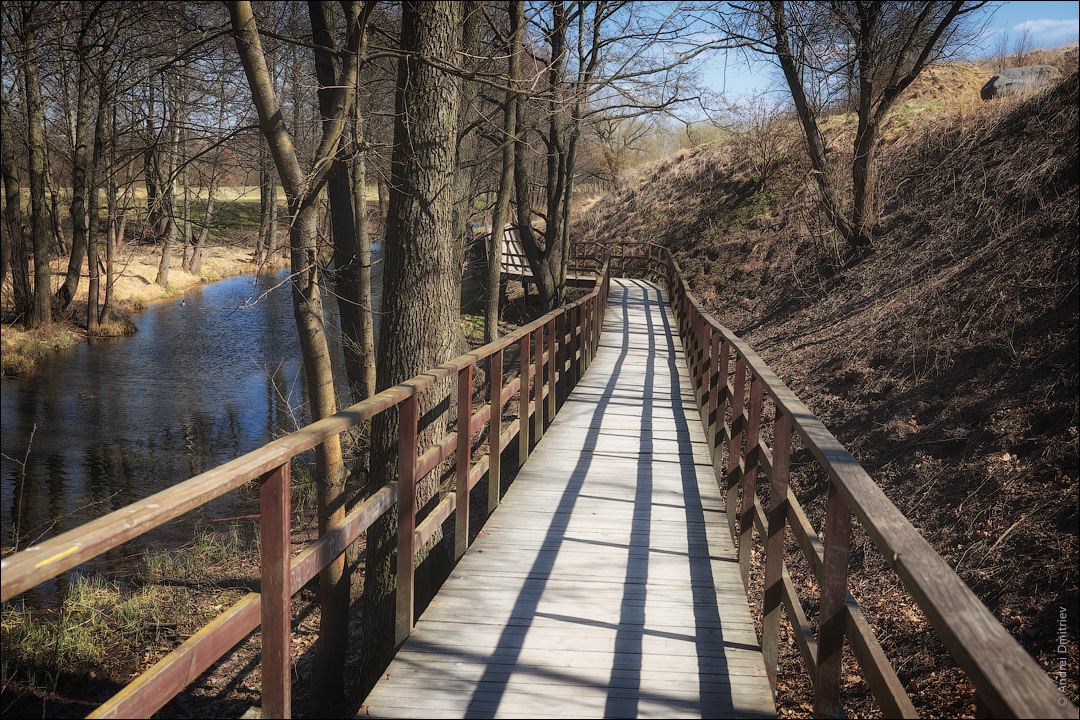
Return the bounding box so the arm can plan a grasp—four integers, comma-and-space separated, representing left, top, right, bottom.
1012, 18, 1080, 39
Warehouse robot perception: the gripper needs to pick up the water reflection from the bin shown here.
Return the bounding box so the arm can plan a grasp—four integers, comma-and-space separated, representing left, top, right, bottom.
1, 257, 381, 564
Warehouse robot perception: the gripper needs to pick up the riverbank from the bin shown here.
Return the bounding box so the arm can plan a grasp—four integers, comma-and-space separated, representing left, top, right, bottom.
1, 244, 281, 378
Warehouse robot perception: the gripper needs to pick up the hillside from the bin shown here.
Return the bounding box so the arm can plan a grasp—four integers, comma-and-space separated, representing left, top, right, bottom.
572, 69, 1078, 717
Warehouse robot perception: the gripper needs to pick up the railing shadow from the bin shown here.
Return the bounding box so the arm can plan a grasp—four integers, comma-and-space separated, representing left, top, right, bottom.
457, 278, 747, 718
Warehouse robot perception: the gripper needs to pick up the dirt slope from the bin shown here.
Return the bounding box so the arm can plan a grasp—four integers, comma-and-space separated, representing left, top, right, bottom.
572, 71, 1078, 717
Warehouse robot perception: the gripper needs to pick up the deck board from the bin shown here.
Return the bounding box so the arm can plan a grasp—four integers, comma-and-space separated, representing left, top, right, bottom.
361, 279, 775, 719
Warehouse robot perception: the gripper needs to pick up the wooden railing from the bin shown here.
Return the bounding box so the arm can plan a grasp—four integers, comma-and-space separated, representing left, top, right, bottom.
0, 244, 612, 719
636, 240, 1073, 719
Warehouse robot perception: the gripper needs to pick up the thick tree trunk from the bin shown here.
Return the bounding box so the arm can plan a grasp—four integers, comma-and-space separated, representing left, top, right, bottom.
360, 0, 462, 697
19, 5, 52, 329
1, 82, 28, 311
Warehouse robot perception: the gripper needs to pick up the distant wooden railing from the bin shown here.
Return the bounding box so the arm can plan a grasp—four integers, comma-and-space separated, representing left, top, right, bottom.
619, 240, 1072, 719
0, 244, 612, 719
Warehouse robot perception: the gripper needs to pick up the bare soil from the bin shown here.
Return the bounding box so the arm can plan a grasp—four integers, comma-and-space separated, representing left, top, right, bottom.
571, 66, 1078, 717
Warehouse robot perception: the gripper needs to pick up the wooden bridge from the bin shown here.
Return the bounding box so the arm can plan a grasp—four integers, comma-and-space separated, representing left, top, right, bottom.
1, 244, 1072, 719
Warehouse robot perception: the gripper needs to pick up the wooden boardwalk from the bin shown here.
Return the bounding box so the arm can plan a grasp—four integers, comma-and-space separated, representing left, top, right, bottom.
361, 279, 775, 719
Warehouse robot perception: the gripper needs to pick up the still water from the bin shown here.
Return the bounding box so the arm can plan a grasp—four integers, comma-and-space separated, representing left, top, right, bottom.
1, 255, 380, 569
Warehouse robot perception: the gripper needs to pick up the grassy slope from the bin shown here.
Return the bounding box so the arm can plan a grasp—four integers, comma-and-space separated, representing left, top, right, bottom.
572, 68, 1078, 717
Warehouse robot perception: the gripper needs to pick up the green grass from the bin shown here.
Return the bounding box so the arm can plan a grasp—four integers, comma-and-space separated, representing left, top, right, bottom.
1, 575, 167, 692
138, 525, 250, 586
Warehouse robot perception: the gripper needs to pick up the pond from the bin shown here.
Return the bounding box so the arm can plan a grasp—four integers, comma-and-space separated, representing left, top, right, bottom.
0, 253, 381, 584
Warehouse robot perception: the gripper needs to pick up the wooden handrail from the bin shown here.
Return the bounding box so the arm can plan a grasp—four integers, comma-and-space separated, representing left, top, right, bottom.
638, 240, 1073, 719
1, 243, 612, 719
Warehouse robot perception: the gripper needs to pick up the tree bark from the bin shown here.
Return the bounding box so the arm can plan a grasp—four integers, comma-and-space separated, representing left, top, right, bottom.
1, 78, 29, 314
360, 0, 462, 697
18, 2, 52, 329
155, 74, 183, 288
310, 0, 368, 406
351, 118, 377, 401
484, 0, 522, 344
229, 1, 363, 712
56, 25, 94, 313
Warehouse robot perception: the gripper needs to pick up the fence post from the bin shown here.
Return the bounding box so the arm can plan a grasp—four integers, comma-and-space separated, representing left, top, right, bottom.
534, 325, 545, 440
762, 410, 792, 691
260, 461, 292, 718
395, 392, 419, 645
556, 313, 566, 404
725, 356, 747, 542
815, 481, 852, 717
519, 333, 530, 467
716, 340, 732, 534
456, 365, 473, 561
547, 318, 557, 419
740, 376, 763, 592
489, 349, 503, 514
708, 330, 720, 459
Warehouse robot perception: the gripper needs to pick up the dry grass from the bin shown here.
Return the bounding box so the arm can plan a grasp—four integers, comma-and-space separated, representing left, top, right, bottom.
571, 59, 1078, 718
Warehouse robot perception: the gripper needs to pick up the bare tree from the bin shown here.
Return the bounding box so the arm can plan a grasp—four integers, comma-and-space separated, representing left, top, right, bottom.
1012, 21, 1032, 67
718, 1, 991, 248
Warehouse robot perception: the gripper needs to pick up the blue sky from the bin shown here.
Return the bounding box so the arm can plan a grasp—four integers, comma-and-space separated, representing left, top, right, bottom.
704, 1, 1080, 103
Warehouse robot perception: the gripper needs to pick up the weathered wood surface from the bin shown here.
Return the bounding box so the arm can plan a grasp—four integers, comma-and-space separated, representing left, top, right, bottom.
362, 279, 774, 719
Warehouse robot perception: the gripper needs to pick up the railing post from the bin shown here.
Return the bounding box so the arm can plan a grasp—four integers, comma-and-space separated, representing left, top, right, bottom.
556, 312, 566, 404
395, 392, 419, 645
763, 410, 792, 691
815, 481, 852, 717
725, 356, 747, 542
455, 365, 473, 561
260, 462, 291, 719
716, 339, 731, 532
583, 297, 591, 371
708, 330, 720, 459
740, 376, 763, 592
547, 318, 557, 419
488, 349, 503, 514
534, 325, 545, 440
519, 332, 531, 467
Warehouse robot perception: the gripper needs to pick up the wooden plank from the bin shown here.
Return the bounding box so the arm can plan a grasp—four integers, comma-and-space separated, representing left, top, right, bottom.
260, 463, 291, 719
363, 279, 773, 719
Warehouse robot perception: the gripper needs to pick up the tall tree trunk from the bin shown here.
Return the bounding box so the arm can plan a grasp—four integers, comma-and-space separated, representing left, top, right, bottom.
190, 163, 218, 276
352, 115, 376, 401
56, 37, 94, 313
229, 1, 362, 712
310, 0, 367, 406
180, 151, 192, 272
256, 150, 272, 266
360, 0, 462, 697
19, 2, 52, 329
484, 0, 522, 344
1, 81, 30, 317
451, 1, 482, 269
155, 81, 181, 288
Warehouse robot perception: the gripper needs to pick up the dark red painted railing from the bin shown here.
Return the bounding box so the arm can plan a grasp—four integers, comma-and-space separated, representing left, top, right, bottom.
0, 244, 611, 719
616, 240, 1072, 720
